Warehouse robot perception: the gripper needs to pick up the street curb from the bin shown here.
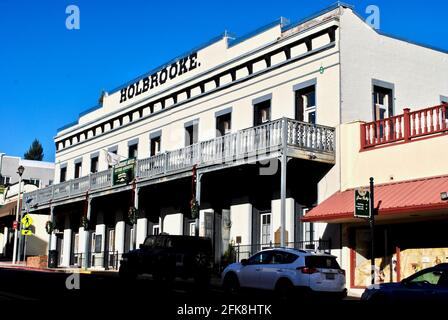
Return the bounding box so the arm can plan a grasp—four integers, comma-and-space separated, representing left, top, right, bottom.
0, 264, 58, 273
0, 264, 119, 275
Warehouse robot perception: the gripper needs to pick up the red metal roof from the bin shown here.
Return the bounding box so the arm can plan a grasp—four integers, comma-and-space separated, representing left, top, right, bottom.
302, 175, 448, 223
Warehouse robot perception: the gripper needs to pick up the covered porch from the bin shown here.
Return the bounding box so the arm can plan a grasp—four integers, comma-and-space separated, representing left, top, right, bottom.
303, 174, 448, 288
24, 117, 336, 270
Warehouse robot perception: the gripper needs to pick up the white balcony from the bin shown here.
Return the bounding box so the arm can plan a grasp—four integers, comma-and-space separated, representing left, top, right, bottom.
24, 118, 335, 210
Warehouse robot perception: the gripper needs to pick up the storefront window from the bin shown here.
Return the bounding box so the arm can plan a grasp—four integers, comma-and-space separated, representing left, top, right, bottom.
352, 221, 448, 288
353, 228, 398, 287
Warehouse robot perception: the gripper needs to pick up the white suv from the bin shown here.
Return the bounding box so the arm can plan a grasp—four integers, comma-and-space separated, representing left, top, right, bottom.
222, 248, 347, 298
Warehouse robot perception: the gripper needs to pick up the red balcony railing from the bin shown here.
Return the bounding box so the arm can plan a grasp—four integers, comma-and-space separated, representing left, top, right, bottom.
361, 104, 448, 150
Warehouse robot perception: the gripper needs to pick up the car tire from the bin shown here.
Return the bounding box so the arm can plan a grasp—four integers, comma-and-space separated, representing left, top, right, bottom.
275, 278, 294, 300
195, 252, 209, 268
119, 264, 137, 281
223, 273, 240, 295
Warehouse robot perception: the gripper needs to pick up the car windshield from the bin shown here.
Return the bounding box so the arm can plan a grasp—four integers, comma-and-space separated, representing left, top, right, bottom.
143, 236, 211, 252
409, 270, 443, 285
305, 256, 340, 269
143, 237, 157, 247
143, 236, 165, 247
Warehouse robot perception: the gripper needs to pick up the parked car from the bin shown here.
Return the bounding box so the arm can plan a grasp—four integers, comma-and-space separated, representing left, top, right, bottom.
361, 263, 448, 302
119, 234, 213, 284
221, 248, 347, 298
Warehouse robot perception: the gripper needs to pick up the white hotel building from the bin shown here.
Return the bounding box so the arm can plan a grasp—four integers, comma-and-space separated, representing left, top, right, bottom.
25, 2, 448, 284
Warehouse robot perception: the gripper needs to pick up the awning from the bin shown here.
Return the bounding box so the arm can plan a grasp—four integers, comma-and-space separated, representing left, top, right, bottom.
0, 200, 19, 219
302, 175, 448, 223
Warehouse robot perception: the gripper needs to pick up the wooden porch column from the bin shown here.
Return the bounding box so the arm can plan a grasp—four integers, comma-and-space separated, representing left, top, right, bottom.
280, 118, 288, 247
195, 172, 202, 237
82, 197, 91, 270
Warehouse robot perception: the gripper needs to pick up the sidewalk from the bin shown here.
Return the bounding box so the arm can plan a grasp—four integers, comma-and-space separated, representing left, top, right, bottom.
0, 261, 102, 274
0, 261, 58, 273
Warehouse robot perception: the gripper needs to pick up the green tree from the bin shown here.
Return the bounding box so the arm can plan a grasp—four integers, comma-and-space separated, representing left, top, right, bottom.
24, 139, 44, 161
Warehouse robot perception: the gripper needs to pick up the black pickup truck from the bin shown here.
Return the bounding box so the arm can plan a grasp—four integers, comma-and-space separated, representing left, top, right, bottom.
119, 234, 213, 284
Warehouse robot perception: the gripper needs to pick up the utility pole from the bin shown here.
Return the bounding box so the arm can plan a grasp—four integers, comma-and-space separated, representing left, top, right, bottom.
369, 177, 376, 285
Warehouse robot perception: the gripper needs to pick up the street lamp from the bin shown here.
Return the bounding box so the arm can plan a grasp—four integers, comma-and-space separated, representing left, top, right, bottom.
12, 165, 24, 264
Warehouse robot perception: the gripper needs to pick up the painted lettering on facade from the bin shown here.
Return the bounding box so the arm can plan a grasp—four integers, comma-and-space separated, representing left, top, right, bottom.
119, 52, 200, 103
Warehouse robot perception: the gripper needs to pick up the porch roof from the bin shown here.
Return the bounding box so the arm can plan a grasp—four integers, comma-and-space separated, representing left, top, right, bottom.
302, 175, 448, 223
0, 200, 19, 219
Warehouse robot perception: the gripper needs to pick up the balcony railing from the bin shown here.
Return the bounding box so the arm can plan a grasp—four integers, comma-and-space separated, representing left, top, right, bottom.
361, 104, 448, 150
24, 118, 335, 208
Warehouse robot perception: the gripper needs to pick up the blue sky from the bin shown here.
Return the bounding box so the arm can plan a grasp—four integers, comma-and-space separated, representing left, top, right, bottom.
0, 0, 447, 162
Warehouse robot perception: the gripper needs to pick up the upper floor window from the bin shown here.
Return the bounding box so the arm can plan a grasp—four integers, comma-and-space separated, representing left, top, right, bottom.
74, 161, 82, 179
295, 85, 316, 124
28, 178, 40, 188
253, 99, 271, 126
0, 176, 11, 185
128, 143, 138, 159
90, 156, 99, 173
301, 208, 314, 243
441, 95, 448, 104
216, 112, 231, 136
60, 167, 67, 182
260, 212, 272, 244
108, 148, 118, 168
373, 84, 394, 121
150, 136, 161, 156
185, 121, 198, 146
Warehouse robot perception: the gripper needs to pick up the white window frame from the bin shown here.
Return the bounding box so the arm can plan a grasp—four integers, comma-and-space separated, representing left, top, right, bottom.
151, 136, 161, 156
90, 232, 96, 253
28, 178, 40, 188
59, 238, 64, 266
152, 224, 160, 236
189, 222, 196, 236
302, 208, 314, 243
73, 233, 79, 254
74, 162, 82, 179
302, 90, 316, 124
372, 81, 394, 122
108, 229, 115, 252
260, 213, 272, 245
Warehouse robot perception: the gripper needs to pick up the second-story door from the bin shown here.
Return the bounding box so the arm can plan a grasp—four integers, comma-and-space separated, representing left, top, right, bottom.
216, 113, 231, 136
260, 213, 272, 246
150, 135, 161, 156
185, 122, 198, 146
295, 85, 316, 124
253, 100, 271, 126
373, 85, 394, 122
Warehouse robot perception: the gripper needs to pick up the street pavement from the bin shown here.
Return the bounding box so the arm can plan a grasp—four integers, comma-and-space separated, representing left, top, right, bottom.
0, 266, 385, 319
